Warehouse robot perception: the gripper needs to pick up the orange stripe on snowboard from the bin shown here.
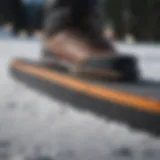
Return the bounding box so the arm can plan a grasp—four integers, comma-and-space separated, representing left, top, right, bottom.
12, 59, 160, 114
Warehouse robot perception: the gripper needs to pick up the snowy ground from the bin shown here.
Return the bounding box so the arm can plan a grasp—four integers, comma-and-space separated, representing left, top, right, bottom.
0, 39, 160, 160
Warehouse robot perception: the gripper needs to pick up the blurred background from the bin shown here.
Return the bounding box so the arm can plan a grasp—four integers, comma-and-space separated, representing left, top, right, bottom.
0, 0, 159, 42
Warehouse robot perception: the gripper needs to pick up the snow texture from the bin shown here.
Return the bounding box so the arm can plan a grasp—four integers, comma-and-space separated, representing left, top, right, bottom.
0, 39, 160, 160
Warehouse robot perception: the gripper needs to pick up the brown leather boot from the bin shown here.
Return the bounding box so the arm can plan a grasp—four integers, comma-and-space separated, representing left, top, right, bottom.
43, 0, 116, 65
44, 30, 115, 65
42, 0, 138, 81
42, 30, 137, 81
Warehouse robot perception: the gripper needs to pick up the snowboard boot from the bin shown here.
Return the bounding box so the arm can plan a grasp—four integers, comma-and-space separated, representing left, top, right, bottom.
41, 0, 138, 81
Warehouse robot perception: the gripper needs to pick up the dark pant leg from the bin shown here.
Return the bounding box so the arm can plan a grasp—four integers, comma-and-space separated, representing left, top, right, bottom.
44, 0, 113, 50
44, 0, 103, 32
43, 0, 73, 36
71, 0, 114, 49
43, 0, 103, 36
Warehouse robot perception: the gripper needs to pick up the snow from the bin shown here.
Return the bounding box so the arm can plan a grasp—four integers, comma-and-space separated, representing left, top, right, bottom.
0, 39, 160, 160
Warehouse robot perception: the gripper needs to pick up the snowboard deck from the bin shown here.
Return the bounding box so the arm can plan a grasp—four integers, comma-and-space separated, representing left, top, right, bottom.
10, 57, 160, 135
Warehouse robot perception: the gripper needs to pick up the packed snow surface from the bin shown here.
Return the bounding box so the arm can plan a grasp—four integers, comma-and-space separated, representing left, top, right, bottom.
0, 39, 160, 160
